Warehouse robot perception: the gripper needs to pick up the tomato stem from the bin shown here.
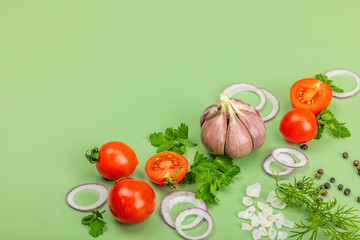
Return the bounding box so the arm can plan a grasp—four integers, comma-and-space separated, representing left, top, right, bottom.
85, 147, 99, 164
163, 167, 183, 190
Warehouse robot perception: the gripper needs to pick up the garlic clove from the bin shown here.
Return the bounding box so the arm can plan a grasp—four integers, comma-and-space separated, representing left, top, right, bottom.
230, 99, 266, 150
225, 110, 253, 158
230, 98, 260, 116
236, 111, 266, 150
200, 104, 220, 127
201, 104, 227, 155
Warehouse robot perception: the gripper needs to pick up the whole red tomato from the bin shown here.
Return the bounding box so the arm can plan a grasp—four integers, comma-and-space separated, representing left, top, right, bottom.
85, 141, 138, 180
145, 151, 188, 188
279, 108, 318, 143
108, 178, 156, 224
290, 78, 332, 114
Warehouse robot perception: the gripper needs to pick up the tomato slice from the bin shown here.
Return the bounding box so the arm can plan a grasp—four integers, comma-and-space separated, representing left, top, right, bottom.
145, 151, 188, 186
290, 78, 332, 115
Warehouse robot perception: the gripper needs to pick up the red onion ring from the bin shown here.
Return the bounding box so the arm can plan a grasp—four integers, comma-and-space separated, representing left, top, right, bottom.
263, 153, 296, 176
174, 208, 214, 240
259, 87, 279, 122
272, 147, 308, 169
66, 183, 109, 211
160, 191, 207, 229
324, 69, 360, 99
222, 83, 267, 110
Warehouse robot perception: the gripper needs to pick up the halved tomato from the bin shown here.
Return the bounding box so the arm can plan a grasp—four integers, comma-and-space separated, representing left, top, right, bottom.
145, 151, 188, 188
290, 78, 332, 115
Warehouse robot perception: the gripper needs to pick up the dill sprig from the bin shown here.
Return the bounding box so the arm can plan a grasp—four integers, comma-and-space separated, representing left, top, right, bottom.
274, 175, 360, 240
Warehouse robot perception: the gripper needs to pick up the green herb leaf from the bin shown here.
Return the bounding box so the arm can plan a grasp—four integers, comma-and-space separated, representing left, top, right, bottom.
81, 210, 106, 238
274, 175, 360, 240
315, 109, 351, 140
149, 123, 197, 154
184, 151, 240, 205
315, 73, 344, 93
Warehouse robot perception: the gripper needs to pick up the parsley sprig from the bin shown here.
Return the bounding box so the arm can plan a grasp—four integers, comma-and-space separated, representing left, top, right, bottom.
274, 175, 360, 240
182, 151, 240, 205
81, 210, 106, 238
149, 123, 197, 154
316, 73, 344, 93
315, 109, 351, 140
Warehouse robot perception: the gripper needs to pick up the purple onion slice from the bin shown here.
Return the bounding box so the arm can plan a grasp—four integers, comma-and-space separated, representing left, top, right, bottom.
174, 207, 214, 240
160, 191, 207, 229
263, 153, 296, 176
222, 83, 267, 110
324, 69, 360, 99
272, 147, 308, 169
66, 183, 109, 211
259, 88, 279, 122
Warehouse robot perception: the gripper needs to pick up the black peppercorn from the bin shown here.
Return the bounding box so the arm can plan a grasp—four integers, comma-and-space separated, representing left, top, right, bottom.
321, 190, 328, 196
357, 196, 360, 203
317, 169, 324, 175
354, 160, 359, 166
315, 173, 322, 179
358, 169, 360, 175
344, 188, 351, 195
324, 182, 331, 189
316, 197, 323, 202
342, 152, 349, 159
320, 185, 325, 190
338, 184, 344, 190
330, 177, 335, 183
300, 144, 308, 150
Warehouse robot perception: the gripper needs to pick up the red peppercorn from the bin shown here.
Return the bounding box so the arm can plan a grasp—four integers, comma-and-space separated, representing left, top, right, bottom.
321, 190, 328, 196
315, 173, 322, 179
317, 169, 324, 175
354, 160, 359, 166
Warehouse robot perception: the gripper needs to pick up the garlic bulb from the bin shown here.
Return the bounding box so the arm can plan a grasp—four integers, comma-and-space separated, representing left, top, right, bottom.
200, 94, 266, 158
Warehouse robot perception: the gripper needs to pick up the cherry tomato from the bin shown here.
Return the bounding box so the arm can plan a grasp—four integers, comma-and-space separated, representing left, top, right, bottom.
290, 78, 332, 114
108, 178, 156, 224
86, 141, 138, 180
279, 108, 318, 144
145, 151, 188, 187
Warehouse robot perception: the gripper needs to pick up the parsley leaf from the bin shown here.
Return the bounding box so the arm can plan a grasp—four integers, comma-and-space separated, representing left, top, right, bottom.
315, 73, 344, 93
81, 210, 106, 238
182, 151, 240, 205
149, 123, 197, 154
315, 109, 351, 140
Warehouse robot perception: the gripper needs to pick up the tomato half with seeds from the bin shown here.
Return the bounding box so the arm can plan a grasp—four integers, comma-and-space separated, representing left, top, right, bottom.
145, 151, 188, 187
290, 78, 332, 115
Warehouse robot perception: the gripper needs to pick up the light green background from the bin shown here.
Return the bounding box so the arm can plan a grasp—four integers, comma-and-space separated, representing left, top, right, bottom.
1, 0, 360, 239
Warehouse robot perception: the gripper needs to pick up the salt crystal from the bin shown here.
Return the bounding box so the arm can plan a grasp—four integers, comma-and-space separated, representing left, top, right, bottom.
268, 215, 278, 222
260, 218, 273, 228
252, 229, 261, 240
275, 219, 283, 229
242, 223, 252, 231
238, 211, 250, 220
259, 227, 268, 236
251, 218, 260, 227
246, 183, 261, 198
243, 197, 253, 206
275, 212, 285, 221
283, 219, 295, 229
249, 212, 258, 221
266, 190, 276, 203
271, 198, 286, 209
262, 207, 273, 218
277, 231, 288, 240
247, 206, 256, 212
257, 202, 270, 211
268, 227, 277, 240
